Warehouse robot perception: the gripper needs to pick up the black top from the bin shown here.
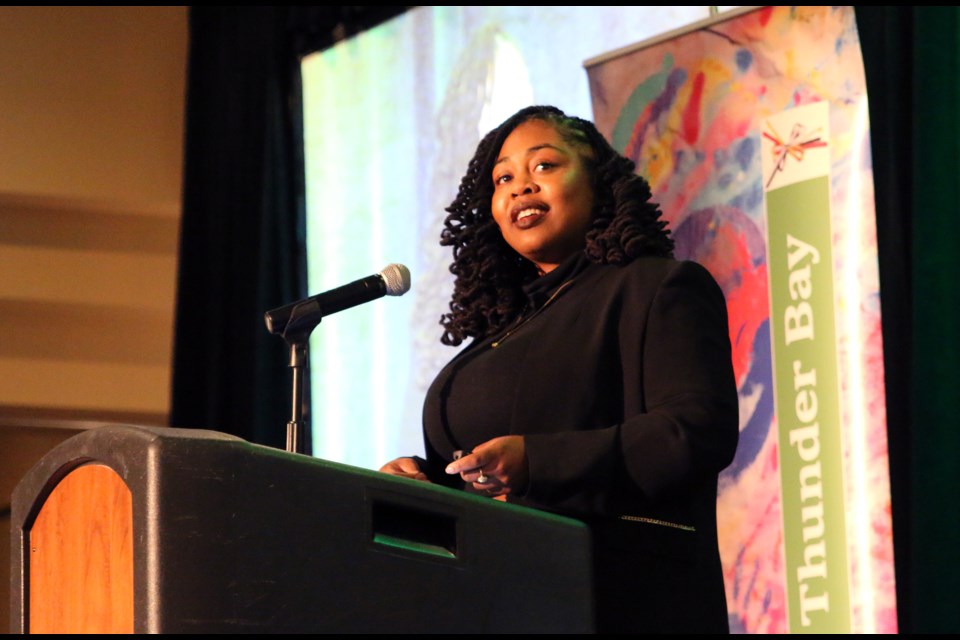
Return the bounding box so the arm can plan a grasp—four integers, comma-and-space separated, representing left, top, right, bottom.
422, 252, 590, 471
420, 251, 739, 633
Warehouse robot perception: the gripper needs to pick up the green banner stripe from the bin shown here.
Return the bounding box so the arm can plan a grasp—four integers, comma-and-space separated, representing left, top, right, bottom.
767, 177, 851, 633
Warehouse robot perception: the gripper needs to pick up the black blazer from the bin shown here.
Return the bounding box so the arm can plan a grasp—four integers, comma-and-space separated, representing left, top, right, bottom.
422, 254, 739, 633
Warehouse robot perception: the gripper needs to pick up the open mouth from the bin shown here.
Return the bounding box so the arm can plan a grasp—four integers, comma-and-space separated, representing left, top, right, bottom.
511, 201, 548, 228
513, 207, 546, 229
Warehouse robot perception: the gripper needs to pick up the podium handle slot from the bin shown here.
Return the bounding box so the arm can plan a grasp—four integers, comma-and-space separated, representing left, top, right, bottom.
371, 500, 458, 559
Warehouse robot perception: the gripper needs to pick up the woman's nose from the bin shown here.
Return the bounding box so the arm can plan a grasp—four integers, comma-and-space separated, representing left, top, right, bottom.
512, 176, 539, 196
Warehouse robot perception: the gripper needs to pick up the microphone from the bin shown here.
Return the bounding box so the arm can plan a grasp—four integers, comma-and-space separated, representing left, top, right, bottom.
264, 263, 411, 336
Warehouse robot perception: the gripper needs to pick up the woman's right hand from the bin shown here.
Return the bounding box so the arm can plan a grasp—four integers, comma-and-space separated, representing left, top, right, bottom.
378, 457, 430, 482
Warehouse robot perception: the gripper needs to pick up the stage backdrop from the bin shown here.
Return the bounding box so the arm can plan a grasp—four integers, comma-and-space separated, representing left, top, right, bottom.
300, 6, 719, 470
585, 5, 896, 633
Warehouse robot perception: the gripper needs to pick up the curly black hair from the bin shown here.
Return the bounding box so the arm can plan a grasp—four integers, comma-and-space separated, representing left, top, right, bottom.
439, 105, 674, 346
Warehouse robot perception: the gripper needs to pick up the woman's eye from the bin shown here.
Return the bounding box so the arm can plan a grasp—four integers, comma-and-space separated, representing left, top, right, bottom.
535, 161, 555, 171
494, 173, 512, 185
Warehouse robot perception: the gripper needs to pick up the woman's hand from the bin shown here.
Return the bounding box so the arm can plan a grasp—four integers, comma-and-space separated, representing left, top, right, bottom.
378, 457, 430, 482
445, 435, 528, 497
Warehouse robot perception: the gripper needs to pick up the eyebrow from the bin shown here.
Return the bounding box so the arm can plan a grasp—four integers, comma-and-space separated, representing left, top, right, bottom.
494, 143, 565, 166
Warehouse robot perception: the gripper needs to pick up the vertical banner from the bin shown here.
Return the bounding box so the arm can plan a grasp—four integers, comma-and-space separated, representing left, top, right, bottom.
765, 101, 850, 631
586, 6, 896, 634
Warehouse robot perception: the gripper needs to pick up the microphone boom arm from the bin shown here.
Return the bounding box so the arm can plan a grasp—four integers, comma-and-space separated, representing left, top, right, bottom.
264, 264, 411, 456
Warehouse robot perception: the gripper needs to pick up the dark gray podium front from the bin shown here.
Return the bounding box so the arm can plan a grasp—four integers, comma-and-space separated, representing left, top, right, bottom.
10, 424, 594, 633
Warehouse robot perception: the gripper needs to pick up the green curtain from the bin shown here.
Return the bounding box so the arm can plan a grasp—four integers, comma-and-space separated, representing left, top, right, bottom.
858, 6, 960, 633
909, 7, 960, 634
171, 7, 307, 450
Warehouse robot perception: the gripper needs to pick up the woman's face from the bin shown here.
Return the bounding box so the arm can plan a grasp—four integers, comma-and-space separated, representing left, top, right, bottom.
490, 119, 594, 274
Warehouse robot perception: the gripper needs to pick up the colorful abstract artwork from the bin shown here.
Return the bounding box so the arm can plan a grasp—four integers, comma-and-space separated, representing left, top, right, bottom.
587, 6, 895, 633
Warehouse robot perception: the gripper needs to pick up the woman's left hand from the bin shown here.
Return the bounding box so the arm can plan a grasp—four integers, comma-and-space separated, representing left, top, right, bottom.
445, 435, 529, 497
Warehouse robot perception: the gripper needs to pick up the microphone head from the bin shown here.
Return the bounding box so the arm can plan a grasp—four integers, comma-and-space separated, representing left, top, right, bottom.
379, 263, 411, 296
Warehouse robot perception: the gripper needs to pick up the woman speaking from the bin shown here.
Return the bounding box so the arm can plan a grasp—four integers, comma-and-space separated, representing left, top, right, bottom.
380, 105, 739, 633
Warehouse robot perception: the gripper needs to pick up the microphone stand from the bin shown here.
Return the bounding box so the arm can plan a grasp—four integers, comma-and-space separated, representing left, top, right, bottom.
285, 340, 308, 455
277, 299, 323, 455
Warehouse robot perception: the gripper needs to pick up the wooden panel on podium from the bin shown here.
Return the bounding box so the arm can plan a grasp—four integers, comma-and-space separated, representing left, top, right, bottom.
9, 425, 595, 633
29, 464, 133, 633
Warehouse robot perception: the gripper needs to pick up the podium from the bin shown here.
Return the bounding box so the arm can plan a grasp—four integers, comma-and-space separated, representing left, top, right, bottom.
9, 425, 595, 633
